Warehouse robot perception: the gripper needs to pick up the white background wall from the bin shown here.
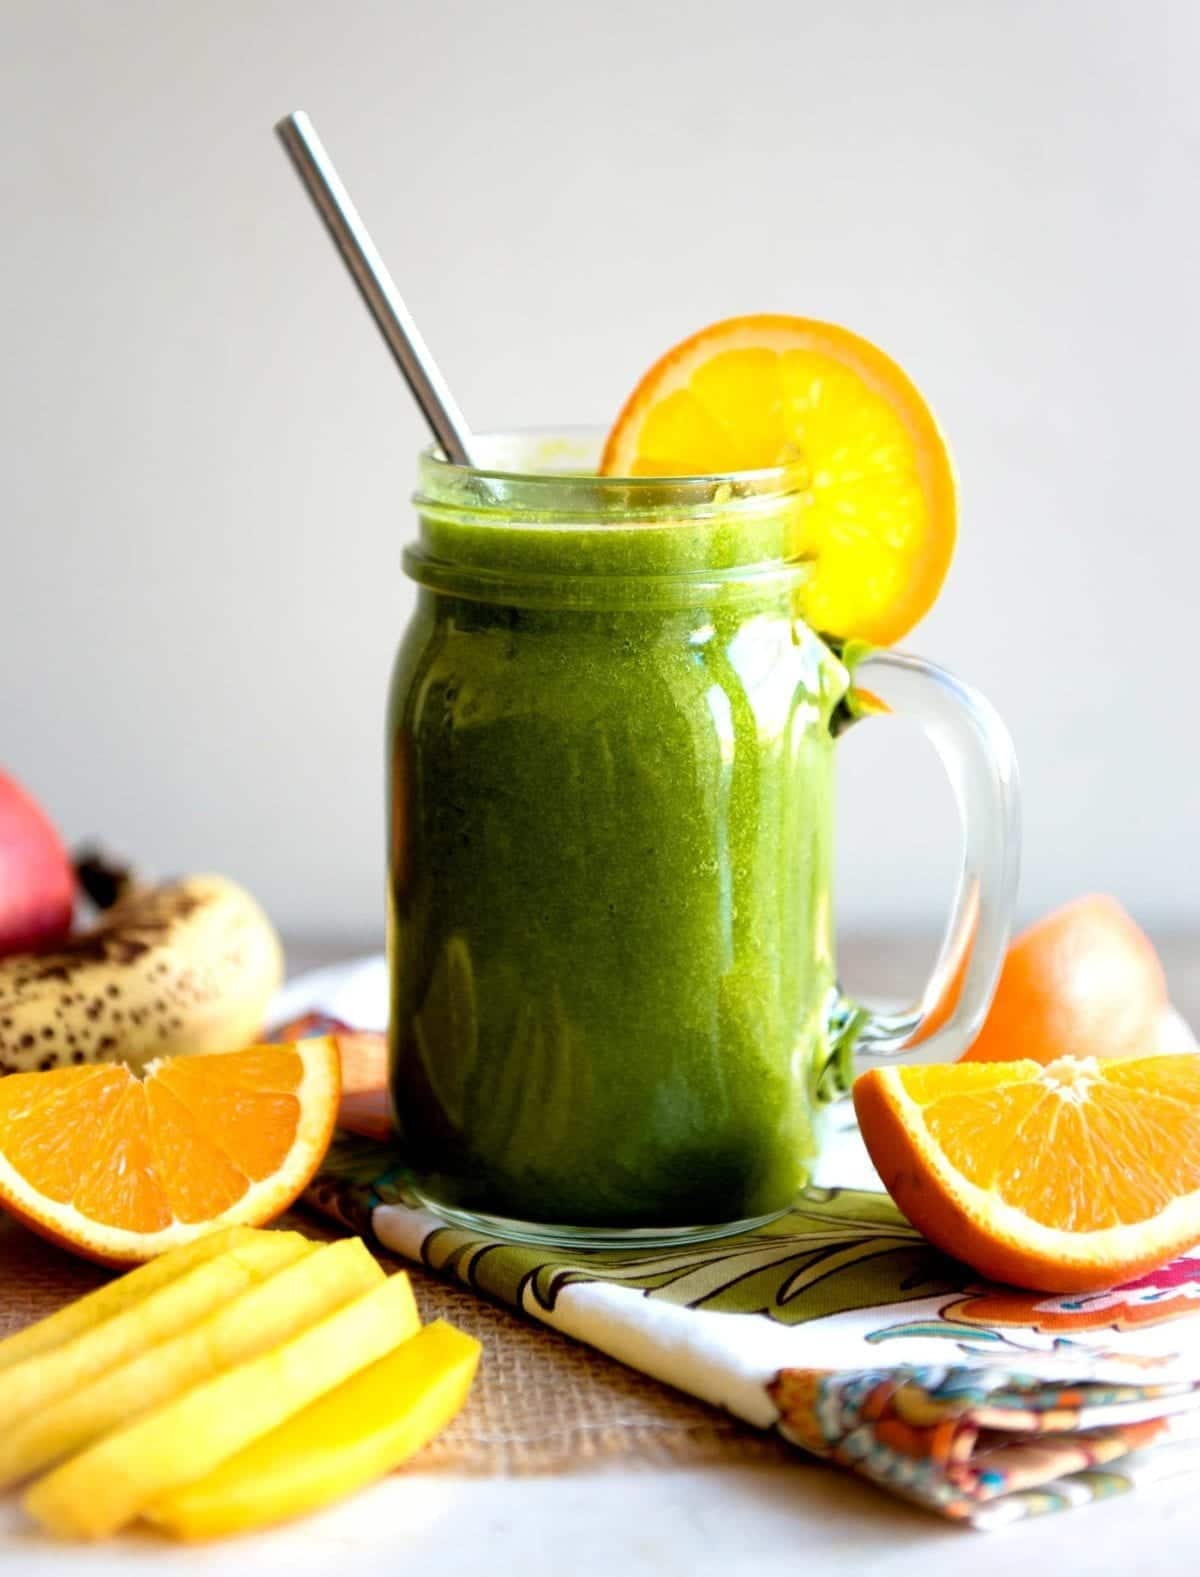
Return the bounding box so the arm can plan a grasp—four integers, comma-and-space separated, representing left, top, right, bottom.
1, 0, 1196, 945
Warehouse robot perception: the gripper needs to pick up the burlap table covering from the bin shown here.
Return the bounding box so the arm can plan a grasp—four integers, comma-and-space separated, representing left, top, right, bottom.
0, 1210, 790, 1475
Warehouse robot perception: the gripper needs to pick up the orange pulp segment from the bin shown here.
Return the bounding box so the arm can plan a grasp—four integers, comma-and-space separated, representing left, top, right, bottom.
854, 1054, 1200, 1292
0, 1039, 340, 1264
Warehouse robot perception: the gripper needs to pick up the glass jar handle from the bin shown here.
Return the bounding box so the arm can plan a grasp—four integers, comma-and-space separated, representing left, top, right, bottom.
821, 649, 1021, 1098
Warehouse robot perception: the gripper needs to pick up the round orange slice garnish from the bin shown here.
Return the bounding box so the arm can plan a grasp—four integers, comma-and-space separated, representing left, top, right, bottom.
600, 314, 957, 644
0, 1039, 340, 1264
854, 1054, 1200, 1292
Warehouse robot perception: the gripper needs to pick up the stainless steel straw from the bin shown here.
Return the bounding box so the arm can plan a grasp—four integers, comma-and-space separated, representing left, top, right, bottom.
275, 110, 476, 466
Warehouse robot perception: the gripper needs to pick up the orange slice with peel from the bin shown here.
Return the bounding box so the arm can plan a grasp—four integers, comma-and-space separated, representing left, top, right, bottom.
600, 314, 956, 644
0, 1039, 340, 1264
854, 1054, 1200, 1292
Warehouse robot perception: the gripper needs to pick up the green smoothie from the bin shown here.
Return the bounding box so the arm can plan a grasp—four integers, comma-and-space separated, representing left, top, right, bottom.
387, 445, 848, 1233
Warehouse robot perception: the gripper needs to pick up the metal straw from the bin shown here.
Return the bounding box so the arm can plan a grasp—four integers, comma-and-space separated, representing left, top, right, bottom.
275, 110, 475, 466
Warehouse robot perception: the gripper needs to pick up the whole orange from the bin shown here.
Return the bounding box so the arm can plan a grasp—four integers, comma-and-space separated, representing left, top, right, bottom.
962, 895, 1168, 1064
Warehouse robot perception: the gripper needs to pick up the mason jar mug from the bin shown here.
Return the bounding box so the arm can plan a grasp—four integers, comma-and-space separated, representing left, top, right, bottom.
386, 431, 1020, 1247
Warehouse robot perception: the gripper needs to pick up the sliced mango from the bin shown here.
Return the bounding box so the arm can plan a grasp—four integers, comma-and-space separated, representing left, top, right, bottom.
0, 1229, 309, 1428
0, 1237, 389, 1489
24, 1270, 421, 1539
149, 1320, 481, 1539
0, 1225, 259, 1374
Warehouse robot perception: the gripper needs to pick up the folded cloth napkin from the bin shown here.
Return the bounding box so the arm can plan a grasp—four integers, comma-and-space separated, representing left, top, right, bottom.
278, 958, 1200, 1530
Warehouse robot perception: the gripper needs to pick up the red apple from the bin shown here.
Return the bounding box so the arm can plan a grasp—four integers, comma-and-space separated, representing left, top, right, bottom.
0, 772, 75, 957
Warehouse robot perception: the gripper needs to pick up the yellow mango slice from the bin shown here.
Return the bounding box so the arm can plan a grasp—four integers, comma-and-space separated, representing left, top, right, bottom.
149, 1320, 481, 1539
0, 1228, 309, 1428
0, 1225, 260, 1374
25, 1270, 421, 1539
0, 1236, 387, 1489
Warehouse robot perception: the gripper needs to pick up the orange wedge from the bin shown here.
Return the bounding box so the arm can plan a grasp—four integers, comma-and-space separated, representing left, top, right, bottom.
854, 1055, 1200, 1292
0, 1040, 340, 1264
600, 314, 956, 643
961, 895, 1169, 1064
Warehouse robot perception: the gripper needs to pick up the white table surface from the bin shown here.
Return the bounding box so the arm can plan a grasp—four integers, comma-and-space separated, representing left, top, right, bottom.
3, 935, 1198, 1574
2, 1461, 1197, 1576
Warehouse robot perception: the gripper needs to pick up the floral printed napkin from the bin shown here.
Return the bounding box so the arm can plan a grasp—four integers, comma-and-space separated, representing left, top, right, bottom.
276, 959, 1200, 1530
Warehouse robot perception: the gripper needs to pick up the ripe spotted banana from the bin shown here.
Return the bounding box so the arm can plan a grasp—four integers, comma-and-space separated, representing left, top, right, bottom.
0, 875, 283, 1075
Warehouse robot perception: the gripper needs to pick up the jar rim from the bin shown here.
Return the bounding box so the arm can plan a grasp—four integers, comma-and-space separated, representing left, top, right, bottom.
415, 426, 807, 523
408, 426, 813, 608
